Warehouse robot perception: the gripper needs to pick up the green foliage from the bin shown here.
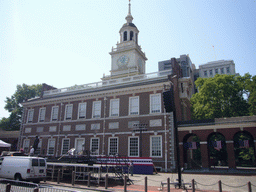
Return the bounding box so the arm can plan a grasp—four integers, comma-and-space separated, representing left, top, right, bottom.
208, 133, 228, 166
191, 74, 256, 119
0, 84, 42, 131
234, 132, 255, 167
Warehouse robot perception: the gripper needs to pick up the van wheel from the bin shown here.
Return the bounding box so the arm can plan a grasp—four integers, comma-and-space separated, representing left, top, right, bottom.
14, 174, 22, 181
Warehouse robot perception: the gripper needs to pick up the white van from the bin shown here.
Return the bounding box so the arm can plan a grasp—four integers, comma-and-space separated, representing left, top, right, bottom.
0, 156, 47, 182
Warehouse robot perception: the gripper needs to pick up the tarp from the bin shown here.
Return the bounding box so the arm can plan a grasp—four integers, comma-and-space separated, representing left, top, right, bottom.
0, 140, 11, 147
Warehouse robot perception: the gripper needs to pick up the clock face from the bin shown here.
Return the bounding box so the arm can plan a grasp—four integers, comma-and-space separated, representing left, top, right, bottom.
117, 55, 129, 69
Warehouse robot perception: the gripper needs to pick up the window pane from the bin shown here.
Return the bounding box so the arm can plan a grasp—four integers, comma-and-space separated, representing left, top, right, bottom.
79, 103, 86, 118
151, 94, 161, 113
52, 106, 58, 121
110, 99, 119, 116
62, 139, 70, 155
27, 110, 34, 123
129, 137, 139, 157
109, 138, 118, 155
151, 136, 162, 157
91, 138, 99, 155
65, 105, 72, 120
48, 139, 55, 155
39, 108, 46, 122
129, 97, 139, 115
93, 101, 101, 118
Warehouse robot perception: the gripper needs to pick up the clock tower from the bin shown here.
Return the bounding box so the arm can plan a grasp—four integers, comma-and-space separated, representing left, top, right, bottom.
103, 0, 147, 80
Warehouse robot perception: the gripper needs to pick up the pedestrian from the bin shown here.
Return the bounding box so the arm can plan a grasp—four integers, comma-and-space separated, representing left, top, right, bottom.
129, 160, 134, 176
29, 146, 34, 156
33, 136, 39, 152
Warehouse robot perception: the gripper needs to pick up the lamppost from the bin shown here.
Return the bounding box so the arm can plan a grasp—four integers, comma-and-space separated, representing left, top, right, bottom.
133, 123, 147, 157
163, 82, 181, 188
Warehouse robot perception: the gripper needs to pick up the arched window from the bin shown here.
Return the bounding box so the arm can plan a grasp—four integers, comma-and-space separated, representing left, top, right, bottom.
130, 31, 134, 41
123, 31, 127, 41
183, 134, 201, 169
233, 131, 255, 167
207, 132, 228, 167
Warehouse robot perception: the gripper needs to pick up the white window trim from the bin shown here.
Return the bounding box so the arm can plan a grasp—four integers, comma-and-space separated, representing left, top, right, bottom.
65, 104, 73, 120
108, 137, 119, 155
90, 137, 100, 156
92, 101, 101, 118
23, 139, 30, 153
110, 99, 120, 117
75, 138, 85, 154
128, 136, 139, 157
61, 138, 70, 155
38, 107, 46, 122
129, 96, 139, 115
150, 93, 161, 114
78, 102, 87, 119
27, 109, 34, 123
150, 135, 162, 158
51, 106, 59, 121
47, 138, 56, 156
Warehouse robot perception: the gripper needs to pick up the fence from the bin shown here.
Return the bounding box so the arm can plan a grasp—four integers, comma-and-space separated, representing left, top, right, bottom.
0, 179, 77, 192
134, 177, 256, 192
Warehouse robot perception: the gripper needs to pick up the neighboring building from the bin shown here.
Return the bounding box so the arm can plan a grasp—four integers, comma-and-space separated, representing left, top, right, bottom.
19, 2, 192, 172
178, 115, 256, 170
159, 54, 193, 78
198, 60, 236, 78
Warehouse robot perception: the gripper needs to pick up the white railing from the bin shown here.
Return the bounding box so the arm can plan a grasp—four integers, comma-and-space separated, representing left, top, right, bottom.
43, 69, 173, 96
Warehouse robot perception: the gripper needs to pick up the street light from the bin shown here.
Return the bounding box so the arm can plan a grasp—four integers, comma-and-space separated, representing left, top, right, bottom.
163, 82, 182, 189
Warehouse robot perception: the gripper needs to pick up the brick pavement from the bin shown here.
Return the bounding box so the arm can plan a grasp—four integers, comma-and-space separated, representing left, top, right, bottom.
44, 172, 256, 192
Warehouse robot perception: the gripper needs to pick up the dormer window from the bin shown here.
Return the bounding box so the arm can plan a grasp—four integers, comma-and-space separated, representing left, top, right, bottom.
130, 31, 134, 40
124, 31, 127, 41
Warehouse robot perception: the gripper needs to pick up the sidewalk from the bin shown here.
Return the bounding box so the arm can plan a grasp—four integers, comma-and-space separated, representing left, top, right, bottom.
44, 172, 256, 192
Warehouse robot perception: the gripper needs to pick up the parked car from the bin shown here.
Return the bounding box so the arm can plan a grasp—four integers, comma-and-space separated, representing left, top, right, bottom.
0, 156, 47, 182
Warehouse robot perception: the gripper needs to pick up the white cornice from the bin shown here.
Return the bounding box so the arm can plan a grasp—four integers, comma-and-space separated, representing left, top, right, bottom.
22, 81, 170, 107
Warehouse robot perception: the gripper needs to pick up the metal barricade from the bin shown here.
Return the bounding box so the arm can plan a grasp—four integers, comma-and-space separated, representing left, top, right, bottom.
0, 179, 39, 192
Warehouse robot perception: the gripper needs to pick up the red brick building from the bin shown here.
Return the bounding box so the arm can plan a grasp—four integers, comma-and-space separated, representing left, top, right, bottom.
19, 1, 193, 172
178, 116, 256, 169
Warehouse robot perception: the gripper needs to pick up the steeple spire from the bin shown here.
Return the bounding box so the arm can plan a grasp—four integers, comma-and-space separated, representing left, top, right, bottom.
126, 0, 133, 23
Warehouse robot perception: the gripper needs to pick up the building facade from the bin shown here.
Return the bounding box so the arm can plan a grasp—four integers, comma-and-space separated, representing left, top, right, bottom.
198, 60, 236, 78
19, 2, 193, 172
178, 116, 256, 169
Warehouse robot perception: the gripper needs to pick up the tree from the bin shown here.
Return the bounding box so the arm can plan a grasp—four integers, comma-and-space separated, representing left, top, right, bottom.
0, 84, 42, 131
191, 74, 253, 120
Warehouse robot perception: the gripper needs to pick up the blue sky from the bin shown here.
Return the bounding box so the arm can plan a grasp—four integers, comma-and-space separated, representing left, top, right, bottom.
1, 0, 256, 118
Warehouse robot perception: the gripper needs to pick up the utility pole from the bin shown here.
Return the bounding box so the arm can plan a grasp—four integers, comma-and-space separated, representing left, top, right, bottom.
163, 83, 181, 188
133, 123, 147, 157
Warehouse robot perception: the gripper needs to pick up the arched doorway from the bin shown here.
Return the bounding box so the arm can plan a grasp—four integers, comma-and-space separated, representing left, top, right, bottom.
208, 132, 228, 167
183, 134, 201, 169
233, 131, 255, 167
